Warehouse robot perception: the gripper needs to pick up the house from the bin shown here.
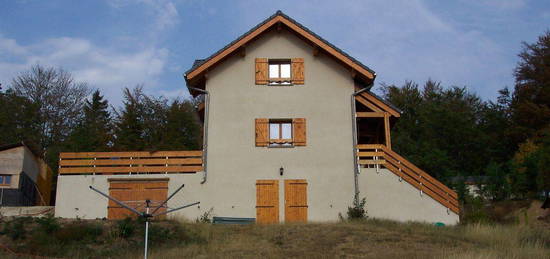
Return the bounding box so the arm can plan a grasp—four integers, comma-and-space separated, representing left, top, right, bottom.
450, 176, 489, 198
55, 11, 459, 225
0, 142, 53, 206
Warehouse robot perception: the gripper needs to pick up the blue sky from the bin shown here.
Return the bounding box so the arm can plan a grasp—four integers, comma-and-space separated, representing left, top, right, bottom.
1, 0, 549, 104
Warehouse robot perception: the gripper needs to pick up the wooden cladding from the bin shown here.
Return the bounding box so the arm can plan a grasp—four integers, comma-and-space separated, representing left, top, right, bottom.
108, 178, 168, 220
284, 179, 308, 222
59, 151, 203, 175
255, 58, 269, 84
255, 118, 306, 147
292, 118, 306, 146
255, 118, 269, 147
255, 58, 304, 85
291, 58, 304, 84
356, 144, 459, 214
256, 180, 279, 224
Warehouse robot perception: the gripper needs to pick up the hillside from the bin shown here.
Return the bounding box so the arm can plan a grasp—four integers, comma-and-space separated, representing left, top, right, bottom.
1, 216, 549, 259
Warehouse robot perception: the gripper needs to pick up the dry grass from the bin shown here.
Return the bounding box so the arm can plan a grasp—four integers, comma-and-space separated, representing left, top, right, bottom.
121, 219, 550, 259
1, 218, 548, 258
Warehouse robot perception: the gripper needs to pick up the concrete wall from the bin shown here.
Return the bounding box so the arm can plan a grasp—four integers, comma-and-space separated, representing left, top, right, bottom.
21, 147, 40, 183
359, 167, 459, 225
55, 174, 205, 220
0, 146, 41, 189
0, 146, 24, 189
0, 206, 53, 217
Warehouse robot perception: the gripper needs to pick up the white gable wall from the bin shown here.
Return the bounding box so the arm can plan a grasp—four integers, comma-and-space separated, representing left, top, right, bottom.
201, 28, 356, 221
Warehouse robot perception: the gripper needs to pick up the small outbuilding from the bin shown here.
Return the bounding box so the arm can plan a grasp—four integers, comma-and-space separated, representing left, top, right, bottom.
0, 142, 53, 206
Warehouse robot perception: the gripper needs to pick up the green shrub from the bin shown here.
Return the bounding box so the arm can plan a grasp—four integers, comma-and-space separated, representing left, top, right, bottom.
54, 221, 103, 243
116, 217, 137, 239
347, 197, 368, 220
462, 197, 491, 224
2, 217, 32, 240
195, 208, 213, 223
35, 214, 60, 234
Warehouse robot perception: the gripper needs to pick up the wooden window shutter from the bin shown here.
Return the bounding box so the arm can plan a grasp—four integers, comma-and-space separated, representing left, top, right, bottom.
255, 58, 268, 85
255, 118, 269, 146
291, 58, 304, 85
292, 118, 306, 146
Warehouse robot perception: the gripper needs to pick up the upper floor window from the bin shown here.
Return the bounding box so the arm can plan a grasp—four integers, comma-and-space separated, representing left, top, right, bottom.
269, 120, 293, 146
0, 175, 12, 185
268, 60, 292, 85
255, 118, 306, 147
255, 58, 304, 85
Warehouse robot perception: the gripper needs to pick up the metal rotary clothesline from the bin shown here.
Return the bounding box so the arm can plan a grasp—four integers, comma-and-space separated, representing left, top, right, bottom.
89, 184, 199, 259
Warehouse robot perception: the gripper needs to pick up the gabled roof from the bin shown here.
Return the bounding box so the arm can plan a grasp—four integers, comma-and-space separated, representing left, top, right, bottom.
185, 10, 376, 87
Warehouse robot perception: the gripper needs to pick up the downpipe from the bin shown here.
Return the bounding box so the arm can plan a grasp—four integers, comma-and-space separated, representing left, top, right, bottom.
189, 87, 209, 184
351, 84, 373, 204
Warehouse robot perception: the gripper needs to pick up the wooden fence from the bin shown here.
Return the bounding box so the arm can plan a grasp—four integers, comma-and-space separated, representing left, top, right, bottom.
357, 144, 459, 214
59, 151, 203, 175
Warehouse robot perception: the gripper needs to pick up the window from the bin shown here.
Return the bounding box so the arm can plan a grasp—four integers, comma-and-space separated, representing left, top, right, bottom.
269, 120, 293, 146
0, 175, 11, 185
255, 118, 306, 147
268, 60, 292, 85
255, 58, 304, 85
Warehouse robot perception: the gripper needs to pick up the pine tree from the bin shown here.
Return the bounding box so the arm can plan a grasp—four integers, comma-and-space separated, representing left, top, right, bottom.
510, 31, 550, 145
66, 90, 112, 151
113, 87, 146, 151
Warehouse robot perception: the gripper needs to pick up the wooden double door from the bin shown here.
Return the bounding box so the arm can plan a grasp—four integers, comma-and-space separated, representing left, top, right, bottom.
108, 178, 168, 219
256, 179, 308, 224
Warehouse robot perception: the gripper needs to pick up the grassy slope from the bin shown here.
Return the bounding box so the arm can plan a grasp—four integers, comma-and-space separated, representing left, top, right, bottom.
139, 220, 550, 259
1, 218, 549, 259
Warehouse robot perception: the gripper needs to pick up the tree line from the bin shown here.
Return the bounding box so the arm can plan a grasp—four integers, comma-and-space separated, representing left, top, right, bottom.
0, 65, 202, 176
382, 31, 550, 201
0, 31, 548, 203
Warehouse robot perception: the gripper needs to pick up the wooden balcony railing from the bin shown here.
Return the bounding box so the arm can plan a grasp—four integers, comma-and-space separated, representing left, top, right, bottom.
59, 151, 203, 175
357, 144, 459, 214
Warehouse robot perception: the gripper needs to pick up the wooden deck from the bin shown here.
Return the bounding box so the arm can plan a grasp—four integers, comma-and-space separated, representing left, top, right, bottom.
357, 144, 459, 214
59, 151, 203, 175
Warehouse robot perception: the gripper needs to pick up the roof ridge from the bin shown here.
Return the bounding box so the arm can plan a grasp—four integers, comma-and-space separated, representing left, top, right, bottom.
185, 11, 375, 78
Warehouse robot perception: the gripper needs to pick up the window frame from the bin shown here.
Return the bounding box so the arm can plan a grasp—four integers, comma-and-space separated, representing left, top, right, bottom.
268, 119, 293, 147
268, 59, 292, 85
0, 174, 11, 185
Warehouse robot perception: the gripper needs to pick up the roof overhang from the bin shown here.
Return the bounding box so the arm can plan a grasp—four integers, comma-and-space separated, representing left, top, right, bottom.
185, 11, 376, 95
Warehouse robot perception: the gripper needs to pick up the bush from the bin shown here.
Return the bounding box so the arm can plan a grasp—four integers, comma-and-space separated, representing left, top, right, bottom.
54, 221, 103, 243
195, 208, 213, 223
462, 196, 491, 224
1, 216, 32, 240
116, 217, 137, 239
347, 197, 368, 220
35, 214, 60, 234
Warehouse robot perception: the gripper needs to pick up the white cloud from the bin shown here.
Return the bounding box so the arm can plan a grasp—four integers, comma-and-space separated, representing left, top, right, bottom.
107, 0, 180, 33
0, 34, 169, 104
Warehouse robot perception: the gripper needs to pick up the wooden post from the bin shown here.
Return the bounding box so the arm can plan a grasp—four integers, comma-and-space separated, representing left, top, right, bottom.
384, 113, 391, 149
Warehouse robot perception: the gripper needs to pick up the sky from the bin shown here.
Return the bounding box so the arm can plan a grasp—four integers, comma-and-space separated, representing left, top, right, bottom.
0, 0, 549, 104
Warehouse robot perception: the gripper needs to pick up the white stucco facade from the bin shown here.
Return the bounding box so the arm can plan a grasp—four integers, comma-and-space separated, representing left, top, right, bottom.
55, 27, 459, 225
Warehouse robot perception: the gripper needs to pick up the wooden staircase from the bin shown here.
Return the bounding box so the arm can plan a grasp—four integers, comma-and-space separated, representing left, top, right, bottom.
357, 144, 459, 214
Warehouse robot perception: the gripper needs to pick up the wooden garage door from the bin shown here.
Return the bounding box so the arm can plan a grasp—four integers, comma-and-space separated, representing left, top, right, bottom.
256, 180, 279, 224
108, 178, 169, 220
285, 179, 308, 222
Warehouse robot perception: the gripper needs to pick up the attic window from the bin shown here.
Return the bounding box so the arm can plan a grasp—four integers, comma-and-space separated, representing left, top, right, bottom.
268, 60, 292, 85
